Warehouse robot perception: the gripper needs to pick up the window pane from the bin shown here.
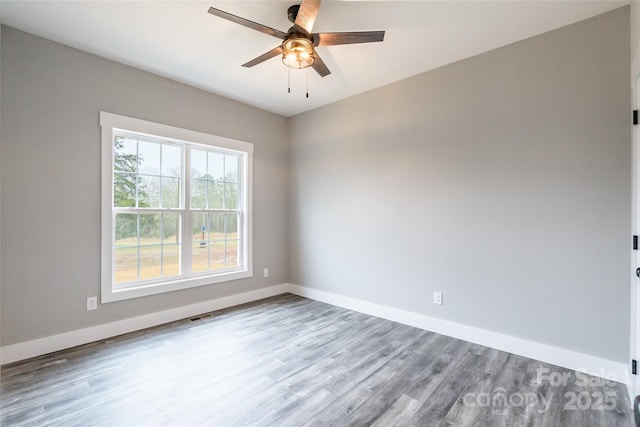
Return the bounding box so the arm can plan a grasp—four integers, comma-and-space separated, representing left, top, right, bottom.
163, 212, 181, 243
208, 181, 223, 209
162, 244, 180, 277
114, 137, 138, 173
115, 246, 138, 284
225, 213, 239, 240
209, 213, 225, 241
192, 211, 210, 273
209, 241, 225, 270
139, 245, 162, 280
191, 149, 207, 179
226, 240, 239, 268
113, 172, 137, 207
192, 212, 208, 243
224, 154, 239, 182
191, 178, 207, 209
224, 183, 239, 209
115, 213, 138, 244
162, 144, 181, 177
161, 177, 180, 208
140, 175, 160, 208
192, 242, 208, 273
162, 213, 181, 277
140, 213, 161, 245
208, 152, 224, 181
138, 141, 161, 175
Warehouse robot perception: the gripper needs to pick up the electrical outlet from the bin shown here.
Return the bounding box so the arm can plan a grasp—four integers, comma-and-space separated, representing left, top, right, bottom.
433, 291, 443, 305
263, 268, 269, 278
87, 296, 98, 311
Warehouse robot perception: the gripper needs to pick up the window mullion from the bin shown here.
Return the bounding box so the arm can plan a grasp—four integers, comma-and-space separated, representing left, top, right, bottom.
135, 141, 140, 208
238, 211, 244, 268
136, 212, 141, 281
160, 213, 164, 276
159, 143, 164, 208
182, 146, 192, 275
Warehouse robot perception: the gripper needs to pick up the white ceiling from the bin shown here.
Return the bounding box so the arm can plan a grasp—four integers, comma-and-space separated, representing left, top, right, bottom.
0, 0, 628, 117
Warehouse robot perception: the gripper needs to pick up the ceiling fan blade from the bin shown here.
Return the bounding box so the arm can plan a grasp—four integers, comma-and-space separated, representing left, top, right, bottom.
312, 52, 331, 77
208, 7, 288, 40
314, 31, 385, 46
294, 0, 321, 34
242, 46, 283, 68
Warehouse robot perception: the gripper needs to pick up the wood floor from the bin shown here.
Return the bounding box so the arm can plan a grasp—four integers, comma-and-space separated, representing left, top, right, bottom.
0, 294, 633, 426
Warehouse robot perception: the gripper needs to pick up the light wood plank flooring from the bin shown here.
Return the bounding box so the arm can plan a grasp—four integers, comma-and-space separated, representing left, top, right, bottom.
0, 294, 633, 426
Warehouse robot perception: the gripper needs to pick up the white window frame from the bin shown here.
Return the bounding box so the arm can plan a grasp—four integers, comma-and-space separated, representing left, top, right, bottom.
100, 112, 253, 303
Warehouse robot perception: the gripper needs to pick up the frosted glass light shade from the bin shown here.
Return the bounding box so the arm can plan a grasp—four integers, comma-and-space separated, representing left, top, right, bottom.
282, 38, 315, 69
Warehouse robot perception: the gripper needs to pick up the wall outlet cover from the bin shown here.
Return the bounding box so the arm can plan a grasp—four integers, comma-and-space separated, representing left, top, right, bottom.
433, 291, 443, 305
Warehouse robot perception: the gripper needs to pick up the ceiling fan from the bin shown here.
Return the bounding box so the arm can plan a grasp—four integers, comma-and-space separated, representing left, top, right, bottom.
207, 0, 385, 78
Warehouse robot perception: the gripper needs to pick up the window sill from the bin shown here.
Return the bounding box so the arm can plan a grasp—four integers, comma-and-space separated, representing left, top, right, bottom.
101, 268, 253, 303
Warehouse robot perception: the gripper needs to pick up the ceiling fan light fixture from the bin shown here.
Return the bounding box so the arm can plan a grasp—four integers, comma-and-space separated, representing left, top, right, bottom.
208, 0, 385, 78
282, 37, 315, 69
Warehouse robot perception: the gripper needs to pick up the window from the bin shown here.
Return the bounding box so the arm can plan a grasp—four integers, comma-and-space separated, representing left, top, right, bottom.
101, 112, 253, 302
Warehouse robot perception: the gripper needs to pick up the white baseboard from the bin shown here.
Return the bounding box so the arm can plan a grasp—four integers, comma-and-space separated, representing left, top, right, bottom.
287, 284, 632, 401
0, 284, 289, 365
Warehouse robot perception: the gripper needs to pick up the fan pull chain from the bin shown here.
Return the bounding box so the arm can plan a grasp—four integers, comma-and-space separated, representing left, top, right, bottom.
306, 68, 309, 99
288, 67, 291, 94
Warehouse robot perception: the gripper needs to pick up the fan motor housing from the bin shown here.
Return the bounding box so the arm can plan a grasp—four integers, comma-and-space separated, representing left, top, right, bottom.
287, 5, 300, 23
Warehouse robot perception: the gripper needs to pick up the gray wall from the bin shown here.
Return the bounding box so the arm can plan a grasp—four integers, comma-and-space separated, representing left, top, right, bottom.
289, 7, 631, 362
632, 1, 640, 82
0, 26, 289, 346
630, 0, 639, 395
0, 23, 3, 356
